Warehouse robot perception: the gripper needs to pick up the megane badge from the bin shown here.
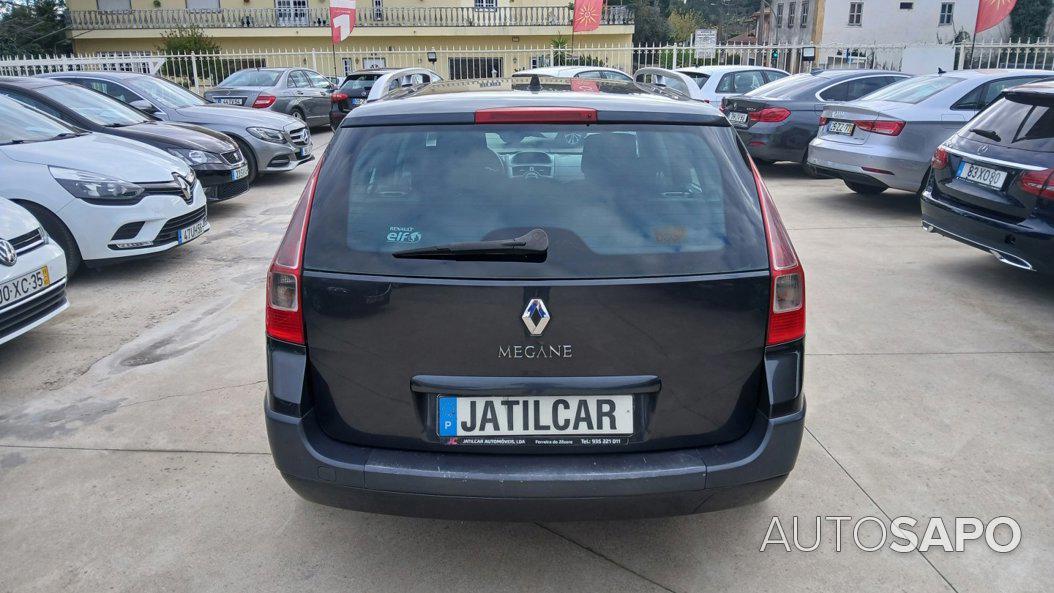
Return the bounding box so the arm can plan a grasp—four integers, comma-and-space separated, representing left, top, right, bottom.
521, 298, 550, 336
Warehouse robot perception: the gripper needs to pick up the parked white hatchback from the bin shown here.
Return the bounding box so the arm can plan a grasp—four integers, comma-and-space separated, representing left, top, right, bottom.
0, 196, 68, 346
0, 95, 208, 276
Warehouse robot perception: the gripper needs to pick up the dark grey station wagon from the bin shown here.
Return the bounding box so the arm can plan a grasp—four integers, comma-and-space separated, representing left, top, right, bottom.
264, 77, 807, 520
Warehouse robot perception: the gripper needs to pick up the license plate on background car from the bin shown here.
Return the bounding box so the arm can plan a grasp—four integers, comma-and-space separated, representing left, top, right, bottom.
727, 111, 748, 125
177, 218, 209, 244
829, 121, 855, 135
215, 97, 244, 106
0, 266, 50, 308
957, 161, 1007, 189
437, 395, 634, 437
230, 164, 249, 181
351, 98, 364, 105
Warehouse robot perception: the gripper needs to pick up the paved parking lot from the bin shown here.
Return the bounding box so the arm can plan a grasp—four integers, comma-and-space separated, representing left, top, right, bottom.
1, 129, 1051, 593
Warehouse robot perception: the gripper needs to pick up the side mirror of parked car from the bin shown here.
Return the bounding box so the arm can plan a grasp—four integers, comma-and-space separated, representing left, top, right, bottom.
129, 99, 158, 114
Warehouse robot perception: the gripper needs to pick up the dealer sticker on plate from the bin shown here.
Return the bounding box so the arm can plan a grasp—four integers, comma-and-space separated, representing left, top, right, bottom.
437, 395, 633, 438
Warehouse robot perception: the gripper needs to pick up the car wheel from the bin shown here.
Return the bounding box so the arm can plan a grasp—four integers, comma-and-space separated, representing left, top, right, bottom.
18, 201, 82, 277
801, 148, 824, 178
232, 137, 259, 185
845, 181, 887, 195
291, 108, 306, 123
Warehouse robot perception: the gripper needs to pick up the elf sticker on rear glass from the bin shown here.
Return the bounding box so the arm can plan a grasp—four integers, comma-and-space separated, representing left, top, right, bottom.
386, 226, 421, 243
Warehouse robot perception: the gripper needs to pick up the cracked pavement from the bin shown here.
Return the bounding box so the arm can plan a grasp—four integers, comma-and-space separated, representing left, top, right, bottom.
1, 131, 1051, 592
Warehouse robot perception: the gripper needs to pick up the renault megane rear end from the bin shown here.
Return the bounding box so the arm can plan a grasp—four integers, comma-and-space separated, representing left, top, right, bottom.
264, 79, 807, 520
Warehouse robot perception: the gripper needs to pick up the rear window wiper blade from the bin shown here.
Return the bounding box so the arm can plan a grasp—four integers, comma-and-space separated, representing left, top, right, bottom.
393, 228, 549, 262
969, 128, 1001, 142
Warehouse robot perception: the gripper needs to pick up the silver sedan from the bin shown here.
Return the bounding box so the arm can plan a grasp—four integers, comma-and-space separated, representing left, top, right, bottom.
808, 69, 1054, 195
204, 68, 336, 128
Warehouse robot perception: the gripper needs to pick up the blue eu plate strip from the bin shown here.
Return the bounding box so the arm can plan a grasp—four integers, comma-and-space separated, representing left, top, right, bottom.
438, 397, 458, 437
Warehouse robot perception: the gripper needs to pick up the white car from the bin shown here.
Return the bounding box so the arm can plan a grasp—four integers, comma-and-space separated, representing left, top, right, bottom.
512, 66, 633, 81
0, 95, 209, 276
636, 66, 789, 104
0, 196, 68, 346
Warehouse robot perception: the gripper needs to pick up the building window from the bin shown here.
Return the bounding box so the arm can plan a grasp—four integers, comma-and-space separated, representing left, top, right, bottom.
186, 0, 220, 11
474, 0, 497, 10
899, 2, 913, 9
373, 0, 382, 19
775, 3, 784, 27
848, 2, 863, 26
801, 0, 809, 27
939, 2, 954, 25
787, 2, 796, 28
96, 0, 131, 11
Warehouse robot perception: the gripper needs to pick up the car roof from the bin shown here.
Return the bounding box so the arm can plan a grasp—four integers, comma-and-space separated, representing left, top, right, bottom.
38, 71, 145, 82
813, 68, 902, 80
340, 77, 726, 127
0, 75, 63, 89
514, 66, 626, 76
676, 65, 786, 75
1005, 78, 1054, 95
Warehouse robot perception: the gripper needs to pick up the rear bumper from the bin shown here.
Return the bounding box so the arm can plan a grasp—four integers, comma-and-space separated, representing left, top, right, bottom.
921, 188, 1053, 273
265, 395, 805, 521
808, 138, 927, 192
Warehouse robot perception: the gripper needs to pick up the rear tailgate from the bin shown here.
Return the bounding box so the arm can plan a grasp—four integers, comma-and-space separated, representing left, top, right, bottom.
818, 103, 883, 145
300, 118, 773, 454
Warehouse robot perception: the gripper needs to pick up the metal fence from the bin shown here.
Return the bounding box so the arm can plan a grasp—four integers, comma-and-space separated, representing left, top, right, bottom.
2, 39, 1052, 94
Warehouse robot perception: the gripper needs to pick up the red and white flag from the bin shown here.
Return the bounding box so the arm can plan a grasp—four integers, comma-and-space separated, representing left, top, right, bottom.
572, 0, 603, 33
330, 0, 356, 44
975, 0, 1016, 34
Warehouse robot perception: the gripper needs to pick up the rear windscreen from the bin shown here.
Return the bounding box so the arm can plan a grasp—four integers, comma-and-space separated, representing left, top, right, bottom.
962, 97, 1054, 152
305, 123, 768, 279
860, 75, 964, 104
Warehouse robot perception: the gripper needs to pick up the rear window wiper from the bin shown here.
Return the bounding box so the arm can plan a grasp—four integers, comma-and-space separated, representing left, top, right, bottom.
970, 128, 1002, 142
393, 228, 549, 262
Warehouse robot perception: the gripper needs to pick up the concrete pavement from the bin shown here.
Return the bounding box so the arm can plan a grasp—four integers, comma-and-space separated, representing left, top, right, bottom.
1, 134, 1051, 592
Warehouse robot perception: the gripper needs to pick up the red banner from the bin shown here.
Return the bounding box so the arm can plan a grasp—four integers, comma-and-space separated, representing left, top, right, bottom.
975, 0, 1016, 34
330, 0, 356, 44
572, 0, 603, 33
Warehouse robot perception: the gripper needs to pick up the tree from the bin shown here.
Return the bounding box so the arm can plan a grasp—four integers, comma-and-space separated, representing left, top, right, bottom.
156, 25, 220, 55
668, 10, 703, 44
0, 0, 71, 55
1010, 0, 1053, 39
633, 0, 672, 45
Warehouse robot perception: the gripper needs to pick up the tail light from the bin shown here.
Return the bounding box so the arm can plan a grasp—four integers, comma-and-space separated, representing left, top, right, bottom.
857, 119, 905, 136
252, 93, 276, 108
265, 156, 324, 345
1018, 168, 1054, 201
750, 161, 805, 346
749, 107, 791, 123
931, 146, 949, 170
475, 107, 597, 124
331, 92, 348, 103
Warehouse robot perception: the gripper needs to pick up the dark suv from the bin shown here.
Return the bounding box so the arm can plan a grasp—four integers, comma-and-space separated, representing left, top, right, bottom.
264, 78, 807, 520
922, 80, 1054, 273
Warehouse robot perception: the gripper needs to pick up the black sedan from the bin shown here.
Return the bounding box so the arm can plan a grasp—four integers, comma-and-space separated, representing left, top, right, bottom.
0, 76, 251, 202
922, 80, 1054, 274
721, 69, 910, 173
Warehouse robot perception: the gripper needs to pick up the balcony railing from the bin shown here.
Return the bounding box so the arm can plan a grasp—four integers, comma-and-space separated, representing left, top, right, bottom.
66, 6, 633, 30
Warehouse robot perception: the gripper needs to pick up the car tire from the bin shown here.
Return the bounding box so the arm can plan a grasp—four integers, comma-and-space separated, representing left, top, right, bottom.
232, 137, 259, 185
17, 201, 82, 277
291, 108, 306, 123
845, 181, 887, 195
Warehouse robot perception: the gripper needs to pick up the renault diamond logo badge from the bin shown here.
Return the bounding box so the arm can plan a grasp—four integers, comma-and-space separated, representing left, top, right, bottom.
0, 239, 15, 267
174, 173, 193, 203
521, 298, 550, 336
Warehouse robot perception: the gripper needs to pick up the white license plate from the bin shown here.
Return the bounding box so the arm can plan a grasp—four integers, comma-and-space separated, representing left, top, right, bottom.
0, 266, 50, 308
215, 97, 244, 105
230, 164, 249, 181
437, 395, 633, 437
296, 147, 311, 159
957, 161, 1007, 190
177, 218, 209, 244
829, 121, 855, 135
727, 111, 748, 125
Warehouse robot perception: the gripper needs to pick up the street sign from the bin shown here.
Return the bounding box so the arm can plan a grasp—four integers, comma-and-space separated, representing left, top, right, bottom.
693, 29, 717, 59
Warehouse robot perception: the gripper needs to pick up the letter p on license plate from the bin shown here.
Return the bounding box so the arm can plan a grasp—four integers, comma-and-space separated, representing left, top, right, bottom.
437, 395, 633, 437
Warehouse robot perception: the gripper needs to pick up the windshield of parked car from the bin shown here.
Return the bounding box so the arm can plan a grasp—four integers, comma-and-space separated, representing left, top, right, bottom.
37, 83, 152, 127
0, 95, 82, 145
743, 73, 817, 99
681, 72, 711, 88
860, 75, 965, 104
221, 70, 283, 87
306, 123, 768, 279
128, 76, 207, 109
